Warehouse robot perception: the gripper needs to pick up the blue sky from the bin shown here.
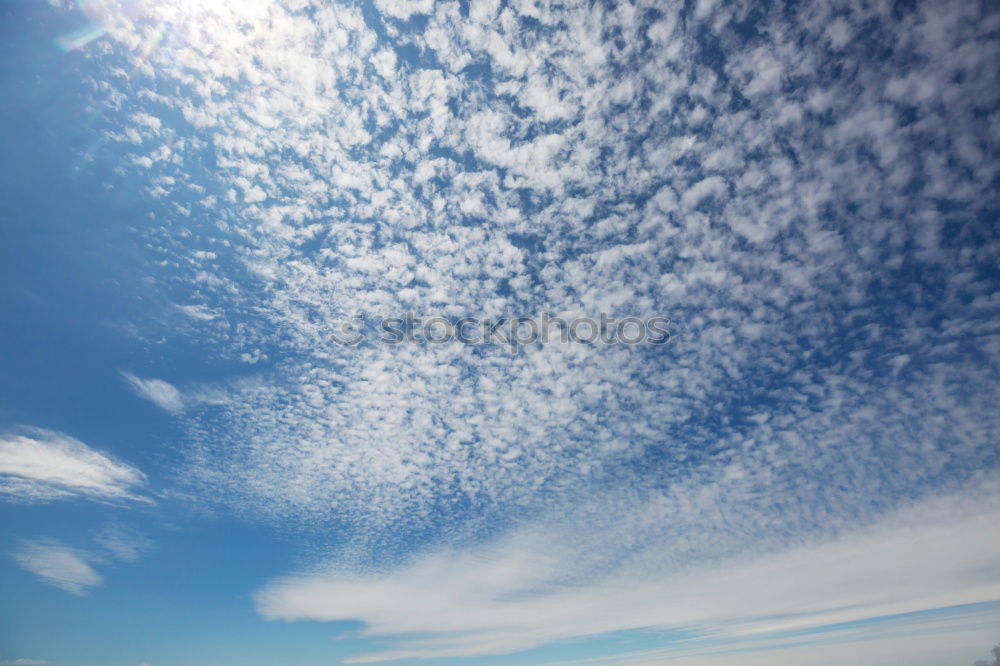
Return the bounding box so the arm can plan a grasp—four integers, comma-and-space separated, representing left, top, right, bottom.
1, 0, 1000, 664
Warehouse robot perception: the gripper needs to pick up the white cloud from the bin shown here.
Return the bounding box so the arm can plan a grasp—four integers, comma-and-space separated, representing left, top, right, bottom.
680, 176, 727, 210
557, 613, 1000, 666
70, 0, 1000, 539
174, 303, 219, 321
693, 0, 719, 21
68, 1, 1000, 661
10, 525, 151, 598
0, 428, 148, 504
374, 0, 434, 21
122, 372, 185, 413
257, 478, 1000, 662
94, 524, 153, 563
11, 539, 103, 596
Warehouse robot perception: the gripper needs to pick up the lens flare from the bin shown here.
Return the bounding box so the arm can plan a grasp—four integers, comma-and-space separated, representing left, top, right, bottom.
54, 24, 107, 52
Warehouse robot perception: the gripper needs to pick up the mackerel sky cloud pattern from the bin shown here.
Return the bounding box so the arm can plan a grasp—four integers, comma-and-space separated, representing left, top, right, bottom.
5, 0, 999, 663
88, 0, 1000, 521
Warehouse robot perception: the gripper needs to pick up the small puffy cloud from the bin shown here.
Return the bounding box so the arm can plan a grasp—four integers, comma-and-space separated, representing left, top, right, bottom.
694, 0, 719, 20
174, 303, 219, 321
0, 428, 147, 504
374, 0, 433, 21
11, 539, 102, 595
0, 660, 49, 665
681, 175, 727, 209
122, 372, 184, 413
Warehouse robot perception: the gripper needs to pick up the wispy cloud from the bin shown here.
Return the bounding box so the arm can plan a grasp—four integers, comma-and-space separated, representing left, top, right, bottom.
0, 428, 148, 504
11, 523, 152, 597
11, 539, 102, 596
94, 524, 154, 563
174, 303, 219, 322
551, 616, 1000, 666
257, 478, 1000, 662
122, 373, 185, 413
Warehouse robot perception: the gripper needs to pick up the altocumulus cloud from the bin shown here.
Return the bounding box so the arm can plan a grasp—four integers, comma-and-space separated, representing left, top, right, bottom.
55, 0, 1000, 661
76, 0, 1000, 531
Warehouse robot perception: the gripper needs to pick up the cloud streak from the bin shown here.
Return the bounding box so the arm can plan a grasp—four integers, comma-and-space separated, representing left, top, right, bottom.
11, 539, 103, 596
0, 428, 148, 504
257, 478, 1000, 662
122, 372, 185, 413
94, 524, 154, 563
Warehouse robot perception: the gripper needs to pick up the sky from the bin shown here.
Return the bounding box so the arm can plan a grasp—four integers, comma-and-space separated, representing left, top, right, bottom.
0, 0, 999, 664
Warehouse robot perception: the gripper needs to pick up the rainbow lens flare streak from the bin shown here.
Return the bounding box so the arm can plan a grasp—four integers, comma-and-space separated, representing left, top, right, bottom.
54, 24, 106, 52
